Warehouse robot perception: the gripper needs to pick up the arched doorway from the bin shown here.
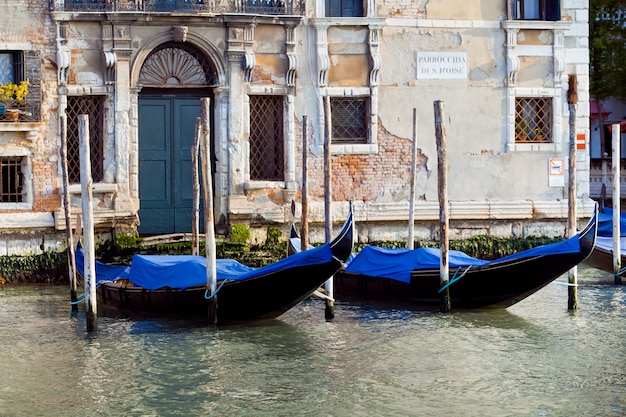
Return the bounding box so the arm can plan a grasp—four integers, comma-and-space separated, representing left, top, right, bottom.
137, 42, 218, 235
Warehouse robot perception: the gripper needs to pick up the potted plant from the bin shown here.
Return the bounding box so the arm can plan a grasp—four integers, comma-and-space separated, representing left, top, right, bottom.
0, 80, 29, 121
515, 118, 532, 141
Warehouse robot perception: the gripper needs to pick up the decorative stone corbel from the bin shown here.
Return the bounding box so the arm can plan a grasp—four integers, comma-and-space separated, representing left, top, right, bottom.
287, 54, 297, 87
370, 55, 382, 86
104, 51, 117, 85
315, 24, 329, 87
56, 50, 70, 85
554, 56, 566, 88
286, 26, 297, 87
506, 55, 520, 87
317, 54, 329, 87
369, 26, 382, 86
243, 51, 255, 83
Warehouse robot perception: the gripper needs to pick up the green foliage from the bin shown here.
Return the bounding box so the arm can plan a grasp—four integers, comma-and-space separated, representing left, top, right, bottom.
590, 0, 626, 102
0, 251, 67, 283
115, 233, 142, 251
230, 223, 250, 245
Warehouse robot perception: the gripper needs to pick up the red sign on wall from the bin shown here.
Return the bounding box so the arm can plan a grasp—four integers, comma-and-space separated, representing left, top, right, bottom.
576, 133, 586, 150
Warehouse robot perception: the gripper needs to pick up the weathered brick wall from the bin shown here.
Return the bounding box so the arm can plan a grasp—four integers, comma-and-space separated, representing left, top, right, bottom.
0, 3, 60, 212
296, 120, 428, 204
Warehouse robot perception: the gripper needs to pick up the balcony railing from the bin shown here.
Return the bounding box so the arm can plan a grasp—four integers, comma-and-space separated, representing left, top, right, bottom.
0, 101, 40, 123
50, 0, 305, 15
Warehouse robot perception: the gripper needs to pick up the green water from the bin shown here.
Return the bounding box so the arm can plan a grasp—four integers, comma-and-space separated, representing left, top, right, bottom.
0, 265, 624, 416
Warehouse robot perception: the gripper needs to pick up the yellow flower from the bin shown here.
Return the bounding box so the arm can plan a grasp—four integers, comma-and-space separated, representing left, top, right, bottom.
0, 80, 29, 102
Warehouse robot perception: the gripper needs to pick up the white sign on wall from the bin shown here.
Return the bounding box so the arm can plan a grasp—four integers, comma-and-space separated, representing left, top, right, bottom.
549, 158, 565, 187
416, 52, 468, 79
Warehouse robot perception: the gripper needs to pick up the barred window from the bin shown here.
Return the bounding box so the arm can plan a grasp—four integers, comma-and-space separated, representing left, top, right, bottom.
0, 157, 24, 203
66, 96, 105, 183
249, 95, 284, 181
331, 97, 369, 144
515, 97, 552, 143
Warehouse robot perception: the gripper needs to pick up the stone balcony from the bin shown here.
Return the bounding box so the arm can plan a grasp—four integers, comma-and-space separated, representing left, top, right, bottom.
49, 0, 305, 15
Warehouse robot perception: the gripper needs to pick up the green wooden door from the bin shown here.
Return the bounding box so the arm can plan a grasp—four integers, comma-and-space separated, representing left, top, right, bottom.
138, 97, 203, 235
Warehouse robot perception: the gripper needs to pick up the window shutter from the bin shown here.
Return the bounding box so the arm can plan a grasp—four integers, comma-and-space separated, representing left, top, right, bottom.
545, 0, 560, 21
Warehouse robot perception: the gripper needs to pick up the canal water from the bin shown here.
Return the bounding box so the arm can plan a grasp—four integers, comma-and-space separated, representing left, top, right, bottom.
0, 265, 624, 417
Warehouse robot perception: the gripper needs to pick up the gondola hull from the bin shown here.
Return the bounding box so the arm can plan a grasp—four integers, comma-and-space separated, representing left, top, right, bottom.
583, 236, 626, 276
79, 209, 355, 322
338, 212, 597, 309
97, 259, 345, 320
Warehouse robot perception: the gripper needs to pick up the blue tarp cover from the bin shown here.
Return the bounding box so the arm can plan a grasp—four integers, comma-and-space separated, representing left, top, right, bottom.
75, 243, 333, 290
344, 234, 582, 284
597, 207, 626, 237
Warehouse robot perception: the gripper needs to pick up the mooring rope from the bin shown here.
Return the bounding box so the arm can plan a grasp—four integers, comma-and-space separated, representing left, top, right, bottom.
438, 266, 472, 294
204, 279, 231, 300
69, 282, 104, 305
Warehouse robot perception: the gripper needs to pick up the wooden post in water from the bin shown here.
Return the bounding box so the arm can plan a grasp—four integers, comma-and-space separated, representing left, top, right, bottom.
567, 74, 578, 310
611, 123, 622, 285
408, 108, 418, 250
323, 96, 334, 320
60, 114, 78, 310
79, 115, 97, 332
191, 117, 201, 256
301, 115, 309, 251
200, 98, 217, 323
434, 101, 450, 312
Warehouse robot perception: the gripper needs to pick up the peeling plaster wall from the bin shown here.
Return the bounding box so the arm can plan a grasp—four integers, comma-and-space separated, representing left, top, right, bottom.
0, 0, 592, 253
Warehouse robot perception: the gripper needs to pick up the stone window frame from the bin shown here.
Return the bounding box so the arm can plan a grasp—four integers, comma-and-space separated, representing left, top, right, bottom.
326, 87, 378, 156
0, 148, 32, 210
244, 86, 293, 193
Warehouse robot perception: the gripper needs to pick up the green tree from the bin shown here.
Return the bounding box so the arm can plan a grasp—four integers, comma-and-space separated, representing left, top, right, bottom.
590, 0, 626, 155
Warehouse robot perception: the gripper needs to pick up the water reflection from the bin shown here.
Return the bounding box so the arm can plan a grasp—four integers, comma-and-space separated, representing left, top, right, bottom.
0, 266, 625, 416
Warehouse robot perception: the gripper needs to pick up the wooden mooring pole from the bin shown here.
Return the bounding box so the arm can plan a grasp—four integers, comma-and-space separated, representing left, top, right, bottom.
408, 108, 418, 250
611, 123, 622, 285
79, 115, 97, 332
301, 115, 309, 251
200, 98, 217, 323
434, 101, 450, 312
60, 114, 78, 310
567, 74, 578, 310
191, 117, 201, 256
323, 96, 335, 320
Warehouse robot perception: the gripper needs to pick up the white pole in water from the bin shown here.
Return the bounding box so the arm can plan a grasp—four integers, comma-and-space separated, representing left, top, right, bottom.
79, 115, 97, 332
323, 95, 335, 320
567, 75, 578, 310
301, 115, 309, 251
200, 98, 217, 323
408, 108, 418, 250
434, 101, 450, 312
612, 123, 622, 285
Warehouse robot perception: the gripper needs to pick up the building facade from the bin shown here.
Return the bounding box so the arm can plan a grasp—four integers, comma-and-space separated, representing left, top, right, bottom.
0, 0, 592, 255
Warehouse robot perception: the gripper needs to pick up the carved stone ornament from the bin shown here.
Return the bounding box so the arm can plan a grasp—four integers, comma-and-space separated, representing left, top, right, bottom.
172, 26, 189, 43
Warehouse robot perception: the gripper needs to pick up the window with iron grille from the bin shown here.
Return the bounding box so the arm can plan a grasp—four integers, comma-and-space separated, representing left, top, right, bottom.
249, 95, 284, 181
331, 97, 369, 144
66, 96, 105, 183
0, 157, 24, 203
511, 0, 560, 20
515, 97, 552, 143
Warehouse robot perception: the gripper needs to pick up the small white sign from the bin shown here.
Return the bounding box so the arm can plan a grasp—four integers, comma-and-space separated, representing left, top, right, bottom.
416, 52, 468, 79
549, 158, 564, 187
